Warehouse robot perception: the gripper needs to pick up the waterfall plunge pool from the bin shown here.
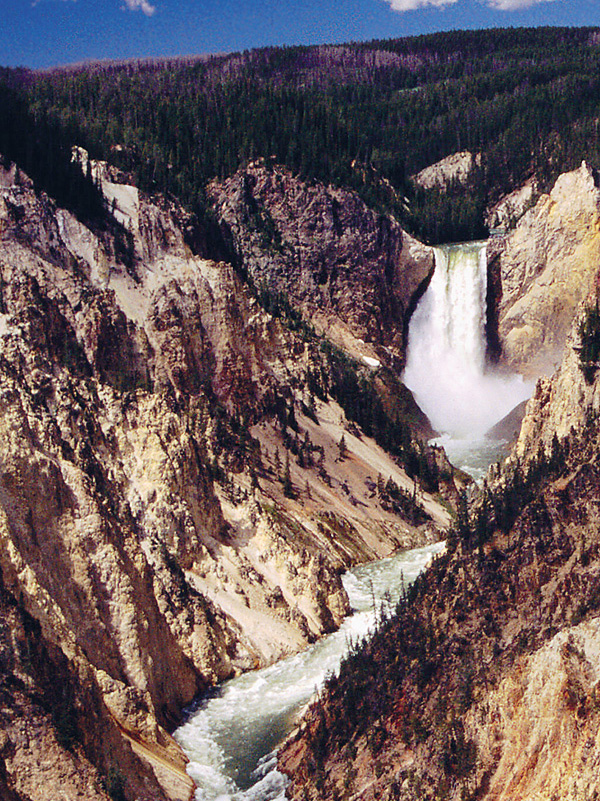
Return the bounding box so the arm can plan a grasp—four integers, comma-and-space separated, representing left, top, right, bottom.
174, 542, 445, 801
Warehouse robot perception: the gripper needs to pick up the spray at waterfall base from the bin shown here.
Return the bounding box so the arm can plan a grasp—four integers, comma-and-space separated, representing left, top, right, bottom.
403, 241, 533, 478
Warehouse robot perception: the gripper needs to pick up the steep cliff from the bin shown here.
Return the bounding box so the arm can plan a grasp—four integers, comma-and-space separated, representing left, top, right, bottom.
208, 161, 434, 368
489, 162, 600, 377
0, 155, 450, 800
280, 272, 600, 800
411, 151, 480, 191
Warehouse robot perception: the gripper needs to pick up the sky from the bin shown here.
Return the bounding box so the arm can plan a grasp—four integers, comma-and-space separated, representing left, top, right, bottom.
1, 0, 599, 70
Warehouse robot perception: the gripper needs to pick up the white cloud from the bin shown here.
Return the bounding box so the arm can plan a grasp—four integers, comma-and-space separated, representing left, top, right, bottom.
384, 0, 558, 9
384, 0, 458, 10
485, 0, 557, 8
122, 0, 156, 16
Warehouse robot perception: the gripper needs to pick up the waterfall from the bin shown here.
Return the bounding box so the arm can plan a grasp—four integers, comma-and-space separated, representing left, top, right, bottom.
403, 241, 532, 441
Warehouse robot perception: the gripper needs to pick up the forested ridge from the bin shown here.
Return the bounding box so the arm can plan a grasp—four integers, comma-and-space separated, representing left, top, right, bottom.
2, 26, 600, 244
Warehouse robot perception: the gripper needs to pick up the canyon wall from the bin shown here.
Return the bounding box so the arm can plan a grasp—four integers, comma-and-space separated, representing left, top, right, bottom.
0, 157, 448, 801
208, 161, 434, 367
489, 161, 600, 377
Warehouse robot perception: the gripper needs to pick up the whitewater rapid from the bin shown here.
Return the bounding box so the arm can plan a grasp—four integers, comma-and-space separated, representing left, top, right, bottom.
174, 542, 445, 801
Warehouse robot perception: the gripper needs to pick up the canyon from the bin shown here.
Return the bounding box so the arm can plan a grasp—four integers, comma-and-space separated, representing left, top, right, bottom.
0, 153, 448, 801
1, 138, 600, 801
279, 162, 600, 800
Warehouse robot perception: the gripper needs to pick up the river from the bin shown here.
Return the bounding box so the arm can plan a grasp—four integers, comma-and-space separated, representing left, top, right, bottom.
175, 240, 530, 797
174, 541, 445, 801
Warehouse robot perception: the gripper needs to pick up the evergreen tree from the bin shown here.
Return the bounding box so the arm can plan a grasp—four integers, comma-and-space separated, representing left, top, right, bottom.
283, 451, 295, 499
13, 26, 600, 247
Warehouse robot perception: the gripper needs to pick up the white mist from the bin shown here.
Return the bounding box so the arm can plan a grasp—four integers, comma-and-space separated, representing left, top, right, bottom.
403, 241, 532, 443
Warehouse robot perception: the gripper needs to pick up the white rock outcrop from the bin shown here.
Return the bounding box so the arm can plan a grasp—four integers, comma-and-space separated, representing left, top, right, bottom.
411, 151, 480, 190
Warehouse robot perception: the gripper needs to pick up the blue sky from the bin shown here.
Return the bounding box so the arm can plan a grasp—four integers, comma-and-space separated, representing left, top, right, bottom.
1, 0, 598, 70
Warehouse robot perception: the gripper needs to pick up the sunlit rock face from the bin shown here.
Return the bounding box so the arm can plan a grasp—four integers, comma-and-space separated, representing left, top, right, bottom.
411, 150, 480, 191
489, 161, 600, 377
486, 176, 538, 231
208, 161, 434, 367
0, 155, 450, 801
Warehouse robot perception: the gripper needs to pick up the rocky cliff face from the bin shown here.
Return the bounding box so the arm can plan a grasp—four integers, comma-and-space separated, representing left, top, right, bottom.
486, 176, 538, 231
514, 317, 600, 461
411, 151, 480, 191
0, 156, 450, 801
280, 267, 600, 801
208, 161, 434, 368
489, 162, 600, 377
